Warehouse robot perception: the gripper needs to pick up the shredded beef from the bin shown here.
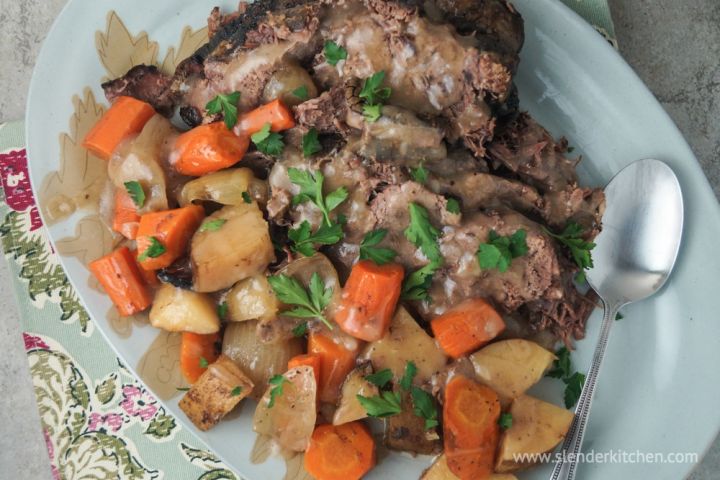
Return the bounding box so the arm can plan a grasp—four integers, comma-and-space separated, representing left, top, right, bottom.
293, 87, 350, 134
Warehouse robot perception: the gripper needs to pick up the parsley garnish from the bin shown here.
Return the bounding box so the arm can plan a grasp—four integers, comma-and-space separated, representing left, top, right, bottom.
544, 222, 596, 272
547, 347, 572, 379
292, 85, 309, 101
288, 221, 344, 256
176, 387, 190, 392
268, 272, 334, 330
217, 302, 228, 319
411, 162, 428, 184
364, 369, 393, 388
288, 168, 348, 227
546, 347, 586, 408
477, 229, 528, 273
231, 386, 243, 396
411, 386, 439, 430
615, 312, 624, 321
291, 322, 308, 337
357, 391, 402, 418
124, 181, 145, 208
206, 91, 241, 130
405, 203, 442, 262
324, 40, 347, 66
251, 122, 284, 156
359, 71, 391, 105
362, 104, 382, 123
302, 128, 322, 157
564, 372, 585, 409
359, 71, 392, 123
445, 197, 461, 215
359, 229, 397, 265
401, 262, 439, 301
199, 218, 227, 233
267, 375, 288, 408
399, 361, 417, 391
138, 237, 166, 262
499, 413, 513, 430
242, 191, 252, 204
199, 357, 209, 369
401, 204, 443, 300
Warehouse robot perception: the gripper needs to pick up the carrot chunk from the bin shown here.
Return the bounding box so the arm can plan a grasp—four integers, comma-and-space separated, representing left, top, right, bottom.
173, 122, 249, 176
308, 332, 358, 403
236, 99, 295, 135
112, 188, 141, 240
82, 96, 155, 160
288, 353, 322, 388
180, 332, 221, 384
89, 246, 153, 316
304, 422, 377, 480
431, 298, 505, 358
335, 260, 404, 341
136, 205, 205, 271
443, 376, 501, 480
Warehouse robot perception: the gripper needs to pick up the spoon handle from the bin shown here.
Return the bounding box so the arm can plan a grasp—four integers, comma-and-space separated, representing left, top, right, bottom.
550, 302, 619, 480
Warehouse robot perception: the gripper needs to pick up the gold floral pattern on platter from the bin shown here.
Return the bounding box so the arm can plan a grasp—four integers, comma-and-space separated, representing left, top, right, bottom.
34, 10, 308, 480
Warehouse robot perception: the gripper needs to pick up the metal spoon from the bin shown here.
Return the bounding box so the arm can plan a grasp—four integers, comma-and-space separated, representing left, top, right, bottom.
550, 159, 684, 480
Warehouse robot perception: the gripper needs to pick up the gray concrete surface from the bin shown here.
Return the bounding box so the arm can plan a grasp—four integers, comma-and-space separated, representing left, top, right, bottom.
0, 0, 717, 478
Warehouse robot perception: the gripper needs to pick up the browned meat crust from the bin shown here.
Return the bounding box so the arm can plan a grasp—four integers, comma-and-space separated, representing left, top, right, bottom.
101, 65, 174, 116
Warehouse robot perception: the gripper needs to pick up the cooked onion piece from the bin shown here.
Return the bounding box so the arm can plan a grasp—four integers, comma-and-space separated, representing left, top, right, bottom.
262, 63, 318, 107
179, 168, 268, 207
277, 253, 342, 319
108, 115, 173, 213
252, 365, 317, 452
222, 320, 303, 399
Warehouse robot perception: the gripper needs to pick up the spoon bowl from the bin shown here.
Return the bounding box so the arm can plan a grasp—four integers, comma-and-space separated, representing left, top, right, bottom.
588, 159, 684, 306
551, 159, 684, 480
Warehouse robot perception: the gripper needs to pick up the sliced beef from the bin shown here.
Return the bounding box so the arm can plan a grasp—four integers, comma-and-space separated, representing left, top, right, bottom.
543, 186, 606, 235
487, 113, 606, 232
101, 65, 175, 116
488, 112, 579, 193
293, 86, 350, 134
367, 182, 462, 271
430, 0, 524, 58
353, 106, 447, 162
419, 148, 489, 178
430, 210, 562, 316
436, 171, 545, 218
524, 269, 600, 346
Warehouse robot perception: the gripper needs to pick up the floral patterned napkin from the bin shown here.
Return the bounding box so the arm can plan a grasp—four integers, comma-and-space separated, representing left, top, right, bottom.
0, 3, 615, 479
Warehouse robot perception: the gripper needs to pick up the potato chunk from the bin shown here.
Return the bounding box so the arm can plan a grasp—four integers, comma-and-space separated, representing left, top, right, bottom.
191, 203, 275, 292
361, 307, 447, 386
495, 395, 574, 473
421, 454, 518, 480
332, 363, 379, 426
149, 283, 220, 334
470, 339, 555, 405
226, 274, 279, 322
178, 354, 253, 431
